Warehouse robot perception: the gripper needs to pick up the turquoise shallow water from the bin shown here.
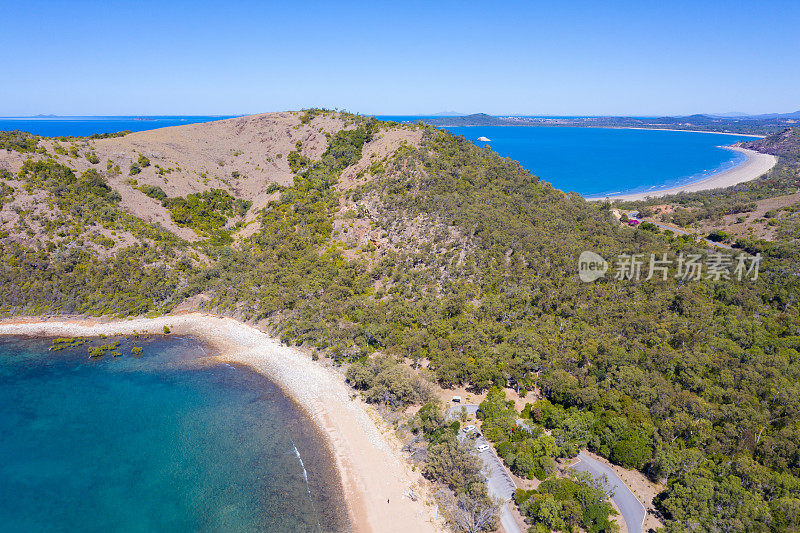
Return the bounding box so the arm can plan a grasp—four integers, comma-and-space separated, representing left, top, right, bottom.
0, 335, 348, 532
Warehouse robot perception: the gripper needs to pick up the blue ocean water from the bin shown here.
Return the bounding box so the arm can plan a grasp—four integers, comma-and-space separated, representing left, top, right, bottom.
0, 335, 348, 532
0, 116, 235, 137
378, 118, 755, 196
0, 116, 755, 197
444, 126, 754, 197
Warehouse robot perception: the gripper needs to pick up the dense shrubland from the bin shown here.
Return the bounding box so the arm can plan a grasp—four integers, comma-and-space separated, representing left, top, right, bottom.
0, 130, 42, 153
2, 115, 800, 530
163, 189, 250, 242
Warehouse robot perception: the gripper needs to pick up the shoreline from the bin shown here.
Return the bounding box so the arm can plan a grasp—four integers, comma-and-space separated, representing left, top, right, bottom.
432, 123, 767, 138
587, 146, 778, 201
610, 126, 765, 138
0, 314, 441, 533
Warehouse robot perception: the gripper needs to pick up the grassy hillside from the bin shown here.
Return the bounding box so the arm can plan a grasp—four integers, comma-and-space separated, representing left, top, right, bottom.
2, 112, 800, 531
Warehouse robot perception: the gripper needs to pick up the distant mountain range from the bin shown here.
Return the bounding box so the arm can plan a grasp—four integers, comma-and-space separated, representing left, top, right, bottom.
709, 111, 800, 120
421, 111, 800, 135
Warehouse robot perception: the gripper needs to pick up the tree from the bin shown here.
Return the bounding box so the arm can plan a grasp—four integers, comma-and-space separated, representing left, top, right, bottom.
610, 432, 652, 470
437, 485, 500, 533
424, 435, 484, 494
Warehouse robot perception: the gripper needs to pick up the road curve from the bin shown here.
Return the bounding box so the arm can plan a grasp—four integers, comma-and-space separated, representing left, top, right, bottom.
572, 452, 646, 533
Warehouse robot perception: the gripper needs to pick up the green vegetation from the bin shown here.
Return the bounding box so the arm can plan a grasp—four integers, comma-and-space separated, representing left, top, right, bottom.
87, 131, 130, 140
478, 389, 558, 480
190, 127, 800, 532
287, 142, 311, 173
0, 175, 14, 209
86, 341, 120, 358
515, 474, 618, 533
706, 228, 731, 242
50, 337, 86, 351
3, 115, 800, 530
299, 108, 330, 124
478, 388, 619, 530
19, 161, 119, 224
1, 159, 184, 316
0, 130, 41, 153
346, 354, 435, 407
620, 128, 800, 234
163, 188, 250, 241
406, 402, 500, 532
138, 184, 167, 202
198, 119, 378, 336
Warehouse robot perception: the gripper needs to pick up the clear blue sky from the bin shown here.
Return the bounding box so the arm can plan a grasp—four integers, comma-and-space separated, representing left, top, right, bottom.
1, 0, 798, 116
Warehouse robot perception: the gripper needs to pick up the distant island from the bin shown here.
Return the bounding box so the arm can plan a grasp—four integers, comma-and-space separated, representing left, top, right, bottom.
419, 111, 800, 135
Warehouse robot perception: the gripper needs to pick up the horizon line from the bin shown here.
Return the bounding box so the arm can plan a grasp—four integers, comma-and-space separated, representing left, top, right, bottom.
2, 110, 799, 120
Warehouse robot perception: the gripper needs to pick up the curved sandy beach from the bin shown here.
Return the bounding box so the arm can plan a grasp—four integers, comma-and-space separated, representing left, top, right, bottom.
0, 314, 441, 533
590, 146, 777, 201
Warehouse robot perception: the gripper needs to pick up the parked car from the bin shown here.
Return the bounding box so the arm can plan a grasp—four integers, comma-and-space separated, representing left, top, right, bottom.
463, 425, 477, 433
476, 443, 490, 452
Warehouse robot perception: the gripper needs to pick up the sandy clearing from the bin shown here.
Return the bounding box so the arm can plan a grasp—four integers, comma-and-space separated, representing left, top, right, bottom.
0, 314, 442, 533
589, 147, 777, 201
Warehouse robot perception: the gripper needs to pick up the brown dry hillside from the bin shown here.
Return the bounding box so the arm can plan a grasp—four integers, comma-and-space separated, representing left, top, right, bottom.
0, 111, 422, 247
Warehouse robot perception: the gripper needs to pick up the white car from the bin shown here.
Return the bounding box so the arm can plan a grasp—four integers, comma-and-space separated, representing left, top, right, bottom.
463, 425, 477, 434
476, 443, 491, 452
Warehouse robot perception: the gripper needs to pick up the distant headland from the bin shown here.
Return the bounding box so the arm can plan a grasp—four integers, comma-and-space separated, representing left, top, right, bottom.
419, 111, 800, 135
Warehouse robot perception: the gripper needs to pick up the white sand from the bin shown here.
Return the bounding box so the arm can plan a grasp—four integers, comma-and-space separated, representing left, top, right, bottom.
0, 314, 441, 533
617, 126, 764, 138
589, 147, 777, 201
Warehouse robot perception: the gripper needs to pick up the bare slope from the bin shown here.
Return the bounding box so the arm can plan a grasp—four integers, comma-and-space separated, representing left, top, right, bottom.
0, 112, 423, 246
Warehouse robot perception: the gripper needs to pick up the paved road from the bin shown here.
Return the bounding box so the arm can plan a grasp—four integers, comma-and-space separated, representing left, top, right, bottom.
497, 503, 521, 533
449, 404, 645, 533
448, 403, 479, 418
572, 452, 646, 533
450, 404, 521, 533
626, 212, 733, 249
474, 435, 517, 500
476, 436, 520, 533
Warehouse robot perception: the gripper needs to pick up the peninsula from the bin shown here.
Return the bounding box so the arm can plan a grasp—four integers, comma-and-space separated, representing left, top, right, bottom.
2, 112, 800, 532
